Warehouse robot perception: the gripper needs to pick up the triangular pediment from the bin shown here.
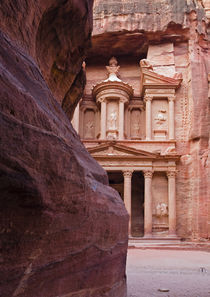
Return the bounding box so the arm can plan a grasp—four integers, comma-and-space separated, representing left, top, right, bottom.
139, 60, 182, 96
142, 68, 182, 87
88, 143, 159, 159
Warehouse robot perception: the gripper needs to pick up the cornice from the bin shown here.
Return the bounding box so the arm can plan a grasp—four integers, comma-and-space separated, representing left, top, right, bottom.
92, 80, 134, 100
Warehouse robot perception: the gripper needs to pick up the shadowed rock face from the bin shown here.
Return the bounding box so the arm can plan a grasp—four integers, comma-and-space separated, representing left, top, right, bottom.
90, 0, 207, 59
0, 1, 128, 297
0, 0, 94, 119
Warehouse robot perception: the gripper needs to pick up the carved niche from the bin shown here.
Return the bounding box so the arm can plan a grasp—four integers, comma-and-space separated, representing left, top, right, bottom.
107, 100, 119, 140
130, 108, 141, 139
152, 99, 168, 140
152, 172, 169, 233
84, 109, 95, 139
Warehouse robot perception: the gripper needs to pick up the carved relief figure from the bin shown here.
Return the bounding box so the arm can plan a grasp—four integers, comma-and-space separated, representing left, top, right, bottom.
155, 109, 167, 126
156, 203, 168, 217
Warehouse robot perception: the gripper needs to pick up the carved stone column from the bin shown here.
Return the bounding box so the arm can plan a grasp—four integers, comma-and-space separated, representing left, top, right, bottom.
123, 170, 133, 236
143, 170, 153, 237
72, 103, 80, 133
168, 96, 175, 140
119, 99, 125, 140
167, 171, 177, 236
100, 98, 107, 139
145, 96, 152, 140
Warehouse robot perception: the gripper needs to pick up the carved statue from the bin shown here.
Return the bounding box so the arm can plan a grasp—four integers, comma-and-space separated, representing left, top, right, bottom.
173, 72, 183, 80
140, 59, 153, 70
107, 131, 117, 140
155, 109, 167, 125
109, 110, 117, 130
163, 146, 176, 155
131, 122, 140, 137
156, 203, 168, 217
85, 121, 94, 138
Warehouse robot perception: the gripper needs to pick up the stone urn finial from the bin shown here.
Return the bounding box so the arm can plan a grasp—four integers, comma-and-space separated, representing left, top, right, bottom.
109, 56, 118, 67
105, 57, 121, 82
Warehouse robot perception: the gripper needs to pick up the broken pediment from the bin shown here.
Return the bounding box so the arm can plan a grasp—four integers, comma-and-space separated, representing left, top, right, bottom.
139, 59, 182, 96
88, 143, 159, 159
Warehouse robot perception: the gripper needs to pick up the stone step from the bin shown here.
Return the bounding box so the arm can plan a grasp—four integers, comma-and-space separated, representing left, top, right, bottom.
128, 240, 210, 251
129, 236, 181, 244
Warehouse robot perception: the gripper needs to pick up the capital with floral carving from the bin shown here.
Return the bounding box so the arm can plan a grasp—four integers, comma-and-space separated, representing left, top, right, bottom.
144, 96, 153, 102
119, 98, 127, 104
123, 170, 133, 178
98, 97, 107, 104
167, 171, 177, 178
143, 170, 153, 178
168, 96, 176, 102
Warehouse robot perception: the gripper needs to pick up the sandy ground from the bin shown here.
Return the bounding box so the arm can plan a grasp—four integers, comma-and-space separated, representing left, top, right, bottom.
127, 249, 210, 297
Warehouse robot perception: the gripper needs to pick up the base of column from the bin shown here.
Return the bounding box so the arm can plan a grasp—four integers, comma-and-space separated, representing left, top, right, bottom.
168, 232, 178, 238
143, 233, 153, 238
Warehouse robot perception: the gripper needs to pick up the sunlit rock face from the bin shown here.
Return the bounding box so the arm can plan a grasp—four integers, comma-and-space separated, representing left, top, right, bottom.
84, 0, 209, 241
0, 1, 128, 297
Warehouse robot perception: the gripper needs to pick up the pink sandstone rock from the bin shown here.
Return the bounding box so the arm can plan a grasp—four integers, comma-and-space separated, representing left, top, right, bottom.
0, 1, 128, 296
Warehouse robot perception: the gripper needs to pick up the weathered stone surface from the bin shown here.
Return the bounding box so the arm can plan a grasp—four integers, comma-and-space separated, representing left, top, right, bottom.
83, 0, 210, 241
88, 0, 207, 60
0, 1, 128, 297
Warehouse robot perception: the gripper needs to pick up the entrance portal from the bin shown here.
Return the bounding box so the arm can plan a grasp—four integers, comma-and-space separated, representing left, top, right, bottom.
131, 171, 144, 237
108, 171, 145, 237
108, 171, 124, 200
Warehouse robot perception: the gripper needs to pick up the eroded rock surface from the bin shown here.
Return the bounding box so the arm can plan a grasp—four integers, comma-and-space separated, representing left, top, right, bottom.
0, 1, 128, 296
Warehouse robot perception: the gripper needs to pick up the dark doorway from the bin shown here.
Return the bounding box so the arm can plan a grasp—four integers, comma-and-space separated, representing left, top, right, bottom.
131, 171, 144, 237
108, 171, 124, 200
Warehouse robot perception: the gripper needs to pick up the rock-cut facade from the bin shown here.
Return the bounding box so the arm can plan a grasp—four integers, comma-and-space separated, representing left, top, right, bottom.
72, 0, 210, 241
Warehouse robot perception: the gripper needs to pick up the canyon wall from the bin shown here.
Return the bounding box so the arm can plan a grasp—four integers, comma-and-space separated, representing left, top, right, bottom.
88, 0, 210, 240
0, 1, 128, 297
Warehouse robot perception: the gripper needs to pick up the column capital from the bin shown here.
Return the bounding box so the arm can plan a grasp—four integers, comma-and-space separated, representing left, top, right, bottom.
119, 98, 127, 103
168, 95, 176, 102
123, 170, 133, 178
167, 170, 177, 178
143, 170, 153, 178
144, 96, 153, 102
98, 97, 107, 103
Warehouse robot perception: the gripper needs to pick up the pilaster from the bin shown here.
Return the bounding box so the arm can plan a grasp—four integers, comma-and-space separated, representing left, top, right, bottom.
144, 96, 152, 140
168, 96, 175, 140
99, 97, 107, 139
119, 98, 126, 140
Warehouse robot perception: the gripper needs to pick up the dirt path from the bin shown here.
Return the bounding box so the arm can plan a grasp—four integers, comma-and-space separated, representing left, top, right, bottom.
127, 249, 210, 297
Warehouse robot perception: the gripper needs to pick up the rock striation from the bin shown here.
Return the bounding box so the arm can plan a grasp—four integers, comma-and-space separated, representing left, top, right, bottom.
0, 1, 128, 297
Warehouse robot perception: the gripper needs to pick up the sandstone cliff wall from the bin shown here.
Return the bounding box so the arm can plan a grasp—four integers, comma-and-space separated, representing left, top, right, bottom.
0, 1, 128, 296
90, 0, 210, 240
